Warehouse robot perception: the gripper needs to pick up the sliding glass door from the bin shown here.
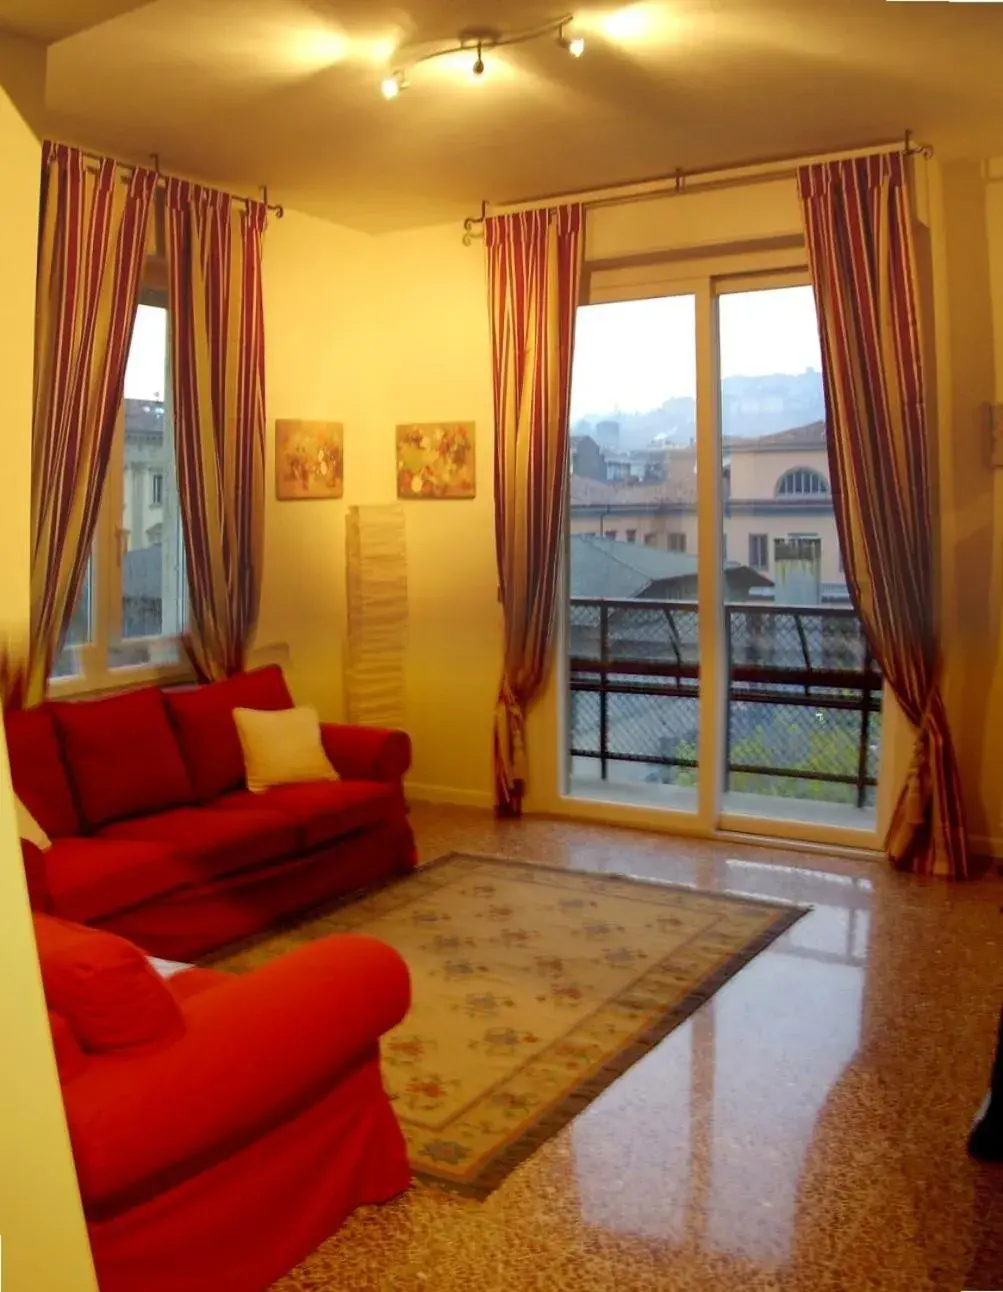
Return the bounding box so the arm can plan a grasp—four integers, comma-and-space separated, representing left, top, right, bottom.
564, 268, 881, 842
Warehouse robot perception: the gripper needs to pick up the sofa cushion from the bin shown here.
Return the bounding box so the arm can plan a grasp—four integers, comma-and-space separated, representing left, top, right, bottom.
50, 1010, 90, 1084
3, 705, 80, 837
43, 837, 196, 925
213, 779, 398, 852
52, 688, 194, 829
99, 806, 298, 881
234, 705, 338, 793
33, 914, 185, 1054
164, 665, 295, 803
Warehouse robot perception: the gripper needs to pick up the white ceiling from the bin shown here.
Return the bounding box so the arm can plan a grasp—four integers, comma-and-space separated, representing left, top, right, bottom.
2, 0, 1003, 232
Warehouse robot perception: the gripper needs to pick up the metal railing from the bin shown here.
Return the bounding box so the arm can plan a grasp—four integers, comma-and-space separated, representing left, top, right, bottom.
568, 597, 882, 808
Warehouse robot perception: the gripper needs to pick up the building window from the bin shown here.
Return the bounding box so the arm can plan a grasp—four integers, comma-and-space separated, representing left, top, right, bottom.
605, 530, 617, 541
749, 533, 769, 570
667, 532, 686, 553
776, 467, 829, 497
50, 288, 188, 689
644, 532, 659, 547
626, 528, 637, 543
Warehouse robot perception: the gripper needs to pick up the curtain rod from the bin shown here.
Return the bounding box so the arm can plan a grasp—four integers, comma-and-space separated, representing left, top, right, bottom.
462, 130, 933, 243
68, 144, 285, 219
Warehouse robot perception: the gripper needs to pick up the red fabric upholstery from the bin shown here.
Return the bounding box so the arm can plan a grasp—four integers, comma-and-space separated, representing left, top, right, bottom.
99, 806, 297, 882
213, 779, 399, 851
33, 914, 185, 1053
66, 934, 410, 1210
21, 839, 53, 912
43, 837, 196, 925
164, 665, 294, 804
86, 1053, 409, 1292
52, 688, 194, 829
49, 1010, 90, 1085
4, 705, 80, 837
165, 967, 228, 1004
98, 814, 417, 960
320, 722, 412, 783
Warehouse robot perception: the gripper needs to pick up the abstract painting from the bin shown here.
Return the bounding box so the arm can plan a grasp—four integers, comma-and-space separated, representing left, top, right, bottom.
395, 422, 476, 500
275, 420, 344, 500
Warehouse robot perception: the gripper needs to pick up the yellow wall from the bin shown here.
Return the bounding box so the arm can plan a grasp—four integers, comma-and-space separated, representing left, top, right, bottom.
929, 159, 1002, 856
257, 209, 376, 721
258, 218, 502, 805
0, 48, 100, 1292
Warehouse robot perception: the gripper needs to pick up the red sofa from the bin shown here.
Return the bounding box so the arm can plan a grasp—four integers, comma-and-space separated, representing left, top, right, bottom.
36, 912, 411, 1292
7, 666, 416, 959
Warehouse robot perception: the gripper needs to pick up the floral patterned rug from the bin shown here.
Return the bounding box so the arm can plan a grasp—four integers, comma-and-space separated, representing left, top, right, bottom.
210, 853, 806, 1198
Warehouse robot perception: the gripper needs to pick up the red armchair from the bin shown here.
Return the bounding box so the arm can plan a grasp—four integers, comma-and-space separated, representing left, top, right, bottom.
37, 913, 412, 1292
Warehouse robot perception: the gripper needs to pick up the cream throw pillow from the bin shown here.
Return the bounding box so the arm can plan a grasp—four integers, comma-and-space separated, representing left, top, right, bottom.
233, 706, 339, 793
16, 797, 51, 851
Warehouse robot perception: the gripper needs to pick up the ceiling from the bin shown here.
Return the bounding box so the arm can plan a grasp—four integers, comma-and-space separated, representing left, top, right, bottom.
1, 0, 1003, 232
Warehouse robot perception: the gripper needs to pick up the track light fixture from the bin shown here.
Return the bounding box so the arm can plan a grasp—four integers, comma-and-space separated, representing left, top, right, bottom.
380, 13, 583, 99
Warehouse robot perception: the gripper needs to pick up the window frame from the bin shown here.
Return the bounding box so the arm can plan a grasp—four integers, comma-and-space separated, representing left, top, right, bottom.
49, 280, 192, 698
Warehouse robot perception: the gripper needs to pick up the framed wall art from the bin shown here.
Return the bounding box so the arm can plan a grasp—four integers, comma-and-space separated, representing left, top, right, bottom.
395, 421, 475, 500
275, 420, 344, 500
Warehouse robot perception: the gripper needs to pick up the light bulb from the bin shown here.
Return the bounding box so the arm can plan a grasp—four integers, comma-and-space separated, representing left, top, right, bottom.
567, 36, 585, 58
381, 73, 402, 100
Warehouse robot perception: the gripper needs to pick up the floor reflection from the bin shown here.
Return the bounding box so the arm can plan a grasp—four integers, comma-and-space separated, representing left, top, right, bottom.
573, 860, 871, 1269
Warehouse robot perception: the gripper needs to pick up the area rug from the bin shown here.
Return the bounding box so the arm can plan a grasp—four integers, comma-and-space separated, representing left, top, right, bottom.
209, 853, 806, 1198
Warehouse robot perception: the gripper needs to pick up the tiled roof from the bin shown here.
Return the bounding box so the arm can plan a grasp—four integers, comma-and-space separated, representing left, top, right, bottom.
729, 420, 826, 450
570, 475, 696, 507
569, 535, 701, 599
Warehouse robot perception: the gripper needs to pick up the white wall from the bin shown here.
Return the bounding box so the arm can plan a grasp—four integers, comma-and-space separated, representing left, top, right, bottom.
0, 43, 100, 1292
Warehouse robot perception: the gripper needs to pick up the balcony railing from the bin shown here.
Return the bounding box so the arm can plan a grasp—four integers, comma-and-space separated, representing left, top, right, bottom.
568, 597, 883, 808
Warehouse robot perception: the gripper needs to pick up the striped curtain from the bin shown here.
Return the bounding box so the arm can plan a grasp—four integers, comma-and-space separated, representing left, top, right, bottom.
27, 142, 156, 703
797, 152, 968, 878
164, 179, 267, 681
487, 205, 584, 815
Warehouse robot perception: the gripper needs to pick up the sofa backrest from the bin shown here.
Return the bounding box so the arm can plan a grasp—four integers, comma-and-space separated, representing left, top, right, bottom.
163, 665, 294, 803
51, 686, 196, 831
4, 705, 81, 838
5, 666, 296, 834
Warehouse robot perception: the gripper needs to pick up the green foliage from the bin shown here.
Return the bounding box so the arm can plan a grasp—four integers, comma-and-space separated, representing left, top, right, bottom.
663, 710, 879, 806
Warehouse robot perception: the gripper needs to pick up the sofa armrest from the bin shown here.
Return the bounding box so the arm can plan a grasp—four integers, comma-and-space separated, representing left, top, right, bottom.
320, 723, 411, 783
65, 934, 410, 1209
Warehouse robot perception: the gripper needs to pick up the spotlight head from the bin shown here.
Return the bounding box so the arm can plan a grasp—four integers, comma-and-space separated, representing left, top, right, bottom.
473, 55, 485, 76
381, 71, 404, 99
567, 35, 585, 58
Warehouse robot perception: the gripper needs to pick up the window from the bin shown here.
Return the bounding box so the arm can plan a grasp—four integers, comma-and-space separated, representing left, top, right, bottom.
776, 467, 829, 497
749, 533, 769, 570
605, 530, 618, 541
51, 289, 188, 690
626, 528, 637, 543
644, 532, 659, 547
667, 532, 686, 553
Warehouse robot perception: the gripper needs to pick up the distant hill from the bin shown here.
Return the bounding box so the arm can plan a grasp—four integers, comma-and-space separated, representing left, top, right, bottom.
572, 371, 825, 451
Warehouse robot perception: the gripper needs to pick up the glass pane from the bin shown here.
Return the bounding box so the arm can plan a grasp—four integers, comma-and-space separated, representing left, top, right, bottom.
718, 286, 880, 825
567, 295, 698, 809
50, 562, 93, 680
112, 301, 186, 669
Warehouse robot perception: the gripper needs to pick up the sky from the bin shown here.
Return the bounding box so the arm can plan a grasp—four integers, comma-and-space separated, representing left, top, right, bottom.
570, 285, 823, 420
124, 304, 167, 401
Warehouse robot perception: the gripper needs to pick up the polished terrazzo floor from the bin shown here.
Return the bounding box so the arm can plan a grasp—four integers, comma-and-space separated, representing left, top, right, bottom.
271, 804, 1003, 1292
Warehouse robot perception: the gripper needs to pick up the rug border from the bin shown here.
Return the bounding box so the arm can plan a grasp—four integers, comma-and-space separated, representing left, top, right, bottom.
203, 850, 809, 1201
409, 853, 808, 1199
